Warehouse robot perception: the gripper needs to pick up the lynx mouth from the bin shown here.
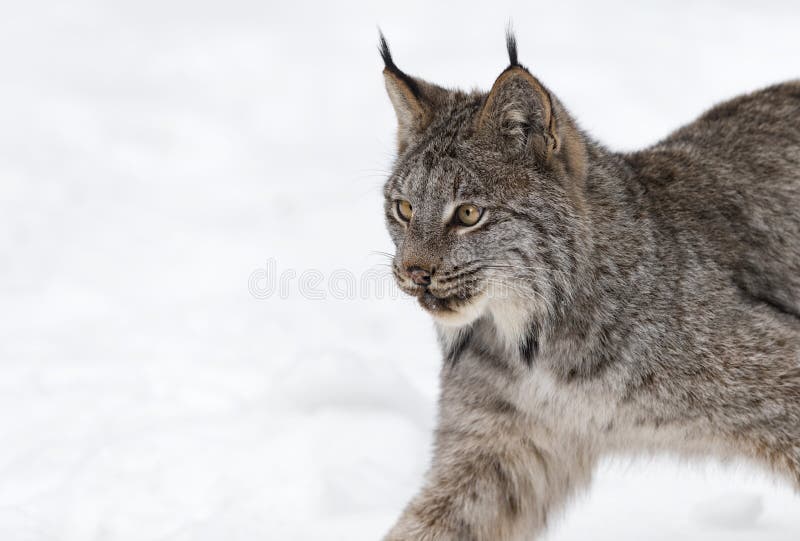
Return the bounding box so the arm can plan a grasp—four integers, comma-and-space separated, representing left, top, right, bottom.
392, 267, 485, 323
418, 290, 458, 313
417, 289, 479, 314
415, 287, 489, 327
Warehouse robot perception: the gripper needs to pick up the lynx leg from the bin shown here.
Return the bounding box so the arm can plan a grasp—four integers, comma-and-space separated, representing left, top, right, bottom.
384, 408, 595, 541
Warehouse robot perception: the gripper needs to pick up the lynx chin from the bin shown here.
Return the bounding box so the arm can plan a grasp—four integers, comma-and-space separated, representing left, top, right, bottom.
378, 29, 800, 540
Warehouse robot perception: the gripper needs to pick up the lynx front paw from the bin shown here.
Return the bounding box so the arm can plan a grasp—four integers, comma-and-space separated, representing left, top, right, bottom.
383, 513, 467, 541
383, 525, 459, 541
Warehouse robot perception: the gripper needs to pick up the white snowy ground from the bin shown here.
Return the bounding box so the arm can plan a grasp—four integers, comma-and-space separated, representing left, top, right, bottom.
1, 1, 799, 539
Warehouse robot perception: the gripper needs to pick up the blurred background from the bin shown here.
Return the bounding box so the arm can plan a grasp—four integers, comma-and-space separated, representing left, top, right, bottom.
1, 1, 799, 539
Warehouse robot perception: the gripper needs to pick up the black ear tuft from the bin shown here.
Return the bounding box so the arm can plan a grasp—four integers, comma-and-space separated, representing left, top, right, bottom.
378, 30, 395, 71
506, 26, 519, 67
377, 30, 421, 98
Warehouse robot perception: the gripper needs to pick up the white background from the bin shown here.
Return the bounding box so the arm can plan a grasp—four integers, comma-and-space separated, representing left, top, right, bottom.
1, 1, 799, 539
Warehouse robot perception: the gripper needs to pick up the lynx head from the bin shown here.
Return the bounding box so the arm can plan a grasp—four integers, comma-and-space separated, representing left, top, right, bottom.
380, 31, 589, 332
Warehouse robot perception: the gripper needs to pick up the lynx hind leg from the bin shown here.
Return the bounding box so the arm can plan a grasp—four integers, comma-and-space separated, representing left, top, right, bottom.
780, 369, 800, 489
733, 175, 800, 318
735, 263, 800, 320
785, 390, 800, 491
767, 442, 800, 492
753, 366, 800, 491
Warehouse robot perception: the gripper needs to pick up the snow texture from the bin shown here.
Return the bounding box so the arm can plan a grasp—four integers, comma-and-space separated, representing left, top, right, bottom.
1, 1, 799, 540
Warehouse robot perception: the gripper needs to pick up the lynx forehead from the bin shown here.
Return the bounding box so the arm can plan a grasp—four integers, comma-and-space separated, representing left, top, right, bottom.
378, 29, 800, 541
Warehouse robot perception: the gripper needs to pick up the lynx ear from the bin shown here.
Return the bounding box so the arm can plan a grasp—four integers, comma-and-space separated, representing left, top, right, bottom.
477, 32, 586, 178
379, 33, 445, 154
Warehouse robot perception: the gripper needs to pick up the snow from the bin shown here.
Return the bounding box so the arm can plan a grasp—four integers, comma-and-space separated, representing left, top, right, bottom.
1, 1, 799, 539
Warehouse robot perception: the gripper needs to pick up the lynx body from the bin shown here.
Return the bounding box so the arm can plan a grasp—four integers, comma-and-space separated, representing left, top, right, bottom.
380, 32, 800, 540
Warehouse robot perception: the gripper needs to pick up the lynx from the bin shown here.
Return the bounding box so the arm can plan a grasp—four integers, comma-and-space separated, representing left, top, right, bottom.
378, 30, 800, 540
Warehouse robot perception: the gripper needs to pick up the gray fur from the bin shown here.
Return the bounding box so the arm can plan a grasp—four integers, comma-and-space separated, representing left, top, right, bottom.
379, 32, 800, 540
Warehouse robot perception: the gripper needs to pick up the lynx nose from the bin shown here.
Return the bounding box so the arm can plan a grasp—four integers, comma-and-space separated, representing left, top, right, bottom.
407, 266, 432, 286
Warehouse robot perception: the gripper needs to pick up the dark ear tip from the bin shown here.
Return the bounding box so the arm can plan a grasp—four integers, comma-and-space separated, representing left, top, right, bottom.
505, 25, 519, 67
376, 32, 422, 99
378, 29, 394, 69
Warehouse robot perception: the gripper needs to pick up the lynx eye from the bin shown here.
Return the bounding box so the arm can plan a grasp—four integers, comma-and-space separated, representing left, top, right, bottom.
395, 199, 413, 222
455, 203, 483, 227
